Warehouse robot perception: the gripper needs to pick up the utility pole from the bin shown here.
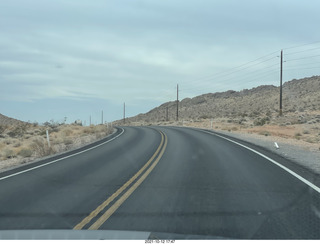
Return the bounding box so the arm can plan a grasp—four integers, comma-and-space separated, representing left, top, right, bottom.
279, 49, 283, 116
89, 115, 91, 126
176, 84, 179, 121
166, 106, 169, 121
123, 102, 126, 125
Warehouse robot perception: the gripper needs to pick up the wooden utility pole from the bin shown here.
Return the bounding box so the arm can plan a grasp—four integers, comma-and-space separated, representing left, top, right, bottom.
279, 49, 283, 116
166, 106, 169, 121
123, 102, 126, 124
176, 84, 179, 121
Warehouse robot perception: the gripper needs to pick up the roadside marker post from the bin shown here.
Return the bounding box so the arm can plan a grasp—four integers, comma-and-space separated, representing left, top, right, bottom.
46, 130, 51, 148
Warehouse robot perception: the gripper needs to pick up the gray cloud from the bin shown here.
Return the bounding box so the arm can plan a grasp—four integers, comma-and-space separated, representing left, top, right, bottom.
1, 0, 320, 122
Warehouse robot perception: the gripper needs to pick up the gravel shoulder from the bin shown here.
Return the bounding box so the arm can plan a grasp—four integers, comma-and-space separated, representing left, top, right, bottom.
209, 128, 320, 176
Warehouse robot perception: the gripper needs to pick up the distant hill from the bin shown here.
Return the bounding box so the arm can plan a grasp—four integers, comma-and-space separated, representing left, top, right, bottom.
0, 113, 27, 126
126, 76, 320, 124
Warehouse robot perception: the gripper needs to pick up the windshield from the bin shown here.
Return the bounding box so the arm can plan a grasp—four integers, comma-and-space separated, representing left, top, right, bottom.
0, 0, 320, 241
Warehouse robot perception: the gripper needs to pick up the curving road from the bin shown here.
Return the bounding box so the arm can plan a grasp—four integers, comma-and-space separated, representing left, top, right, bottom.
0, 126, 319, 239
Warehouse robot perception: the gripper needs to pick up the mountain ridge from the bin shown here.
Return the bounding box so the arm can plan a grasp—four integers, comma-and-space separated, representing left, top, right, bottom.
0, 113, 28, 126
126, 76, 320, 124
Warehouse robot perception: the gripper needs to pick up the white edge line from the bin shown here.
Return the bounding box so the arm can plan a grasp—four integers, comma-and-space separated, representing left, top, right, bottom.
201, 129, 320, 194
0, 128, 125, 181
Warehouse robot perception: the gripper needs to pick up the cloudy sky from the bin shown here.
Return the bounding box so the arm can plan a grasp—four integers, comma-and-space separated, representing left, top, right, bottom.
1, 0, 320, 124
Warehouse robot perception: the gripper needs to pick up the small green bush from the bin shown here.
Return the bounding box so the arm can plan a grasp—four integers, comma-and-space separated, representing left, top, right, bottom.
254, 117, 270, 126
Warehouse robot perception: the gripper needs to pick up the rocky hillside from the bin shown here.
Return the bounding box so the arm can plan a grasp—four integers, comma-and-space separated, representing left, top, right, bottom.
0, 113, 28, 126
126, 76, 320, 124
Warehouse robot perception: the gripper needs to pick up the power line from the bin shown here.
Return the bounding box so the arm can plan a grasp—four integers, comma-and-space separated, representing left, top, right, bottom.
285, 46, 320, 56
181, 60, 279, 93
155, 41, 320, 106
183, 51, 279, 85
183, 41, 320, 90
284, 61, 320, 68
285, 54, 320, 62
284, 66, 320, 71
283, 40, 320, 50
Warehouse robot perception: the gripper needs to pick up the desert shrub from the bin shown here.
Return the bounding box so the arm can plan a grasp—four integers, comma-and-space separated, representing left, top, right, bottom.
249, 111, 260, 118
31, 138, 53, 157
4, 139, 13, 145
50, 126, 60, 133
3, 149, 16, 159
200, 114, 209, 119
302, 130, 310, 134
238, 112, 248, 117
0, 142, 5, 150
238, 118, 247, 124
294, 132, 302, 140
254, 117, 270, 126
62, 129, 73, 137
95, 133, 104, 140
7, 131, 17, 138
259, 131, 271, 136
83, 127, 94, 134
7, 125, 27, 138
18, 148, 33, 157
63, 138, 73, 145
13, 141, 22, 147
266, 110, 272, 117
0, 125, 7, 134
306, 138, 315, 143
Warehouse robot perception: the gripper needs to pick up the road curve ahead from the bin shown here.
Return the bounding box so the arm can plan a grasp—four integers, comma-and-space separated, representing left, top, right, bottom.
0, 126, 319, 239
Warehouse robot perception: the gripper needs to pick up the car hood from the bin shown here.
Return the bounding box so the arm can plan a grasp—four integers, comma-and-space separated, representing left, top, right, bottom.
0, 229, 231, 240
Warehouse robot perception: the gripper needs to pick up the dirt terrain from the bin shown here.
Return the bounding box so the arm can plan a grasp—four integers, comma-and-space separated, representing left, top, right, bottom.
122, 76, 320, 151
0, 115, 113, 172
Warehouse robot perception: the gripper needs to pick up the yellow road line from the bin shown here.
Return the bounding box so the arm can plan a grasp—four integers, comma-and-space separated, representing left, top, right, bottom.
89, 132, 168, 230
73, 130, 166, 230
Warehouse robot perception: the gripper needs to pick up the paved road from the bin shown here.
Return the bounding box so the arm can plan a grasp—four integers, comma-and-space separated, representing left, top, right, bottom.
0, 126, 319, 239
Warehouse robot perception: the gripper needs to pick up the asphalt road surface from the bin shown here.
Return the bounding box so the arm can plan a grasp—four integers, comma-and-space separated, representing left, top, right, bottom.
0, 126, 319, 239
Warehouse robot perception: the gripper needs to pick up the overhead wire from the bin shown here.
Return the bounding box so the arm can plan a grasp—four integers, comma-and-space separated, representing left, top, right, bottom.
160, 41, 320, 102
181, 55, 279, 93
182, 50, 279, 85
285, 46, 320, 56
285, 54, 320, 62
283, 40, 320, 51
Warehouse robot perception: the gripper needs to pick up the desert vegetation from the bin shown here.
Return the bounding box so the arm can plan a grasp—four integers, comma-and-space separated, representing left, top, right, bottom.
121, 76, 320, 150
0, 118, 113, 172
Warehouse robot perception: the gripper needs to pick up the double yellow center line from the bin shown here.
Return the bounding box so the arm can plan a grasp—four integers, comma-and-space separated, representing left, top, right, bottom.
74, 129, 168, 230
